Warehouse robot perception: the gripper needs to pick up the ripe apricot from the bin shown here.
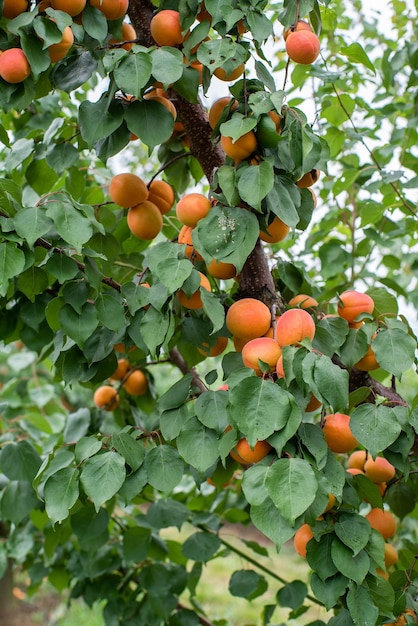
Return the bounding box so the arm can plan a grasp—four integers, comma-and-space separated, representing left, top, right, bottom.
241, 337, 282, 375
364, 456, 396, 483
384, 542, 398, 568
177, 271, 211, 310
366, 508, 397, 539
143, 93, 177, 119
346, 467, 364, 476
337, 290, 374, 324
286, 30, 320, 65
93, 385, 119, 411
221, 131, 257, 163
123, 369, 148, 396
390, 610, 418, 626
196, 2, 211, 22
276, 308, 315, 347
150, 10, 185, 47
147, 180, 175, 215
178, 225, 203, 260
176, 193, 211, 227
354, 344, 379, 371
259, 216, 290, 244
50, 0, 86, 15
305, 394, 322, 412
127, 201, 163, 240
0, 48, 31, 83
232, 438, 272, 464
323, 413, 359, 454
207, 259, 237, 280
214, 63, 245, 81
110, 358, 130, 381
293, 523, 314, 558
48, 25, 74, 63
2, 0, 28, 18
208, 96, 238, 129
347, 449, 367, 471
198, 336, 228, 357
109, 173, 149, 208
90, 0, 128, 20
297, 169, 320, 188
226, 298, 272, 341
288, 294, 319, 309
283, 20, 312, 41
275, 355, 285, 378
109, 22, 137, 51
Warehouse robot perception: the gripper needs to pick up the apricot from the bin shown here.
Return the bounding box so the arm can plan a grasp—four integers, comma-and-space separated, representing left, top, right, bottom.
364, 456, 396, 483
176, 193, 211, 227
143, 93, 177, 119
109, 173, 149, 208
177, 271, 211, 310
208, 96, 238, 129
276, 309, 315, 347
150, 10, 185, 47
275, 355, 285, 378
48, 25, 74, 63
305, 394, 322, 412
297, 169, 320, 188
2, 0, 28, 18
366, 507, 397, 539
283, 20, 313, 41
337, 290, 375, 324
354, 343, 379, 371
241, 337, 282, 375
198, 336, 228, 357
259, 216, 290, 244
123, 369, 148, 396
389, 610, 418, 626
109, 22, 137, 51
221, 131, 257, 163
293, 523, 314, 558
285, 30, 320, 65
50, 0, 86, 16
207, 259, 237, 279
93, 385, 119, 411
127, 201, 163, 240
384, 542, 398, 568
226, 298, 272, 341
288, 294, 319, 309
110, 358, 130, 381
178, 225, 203, 260
232, 438, 272, 464
214, 63, 245, 81
90, 0, 128, 20
323, 413, 359, 454
347, 450, 367, 471
147, 180, 175, 215
196, 2, 211, 22
0, 48, 31, 83
346, 467, 364, 476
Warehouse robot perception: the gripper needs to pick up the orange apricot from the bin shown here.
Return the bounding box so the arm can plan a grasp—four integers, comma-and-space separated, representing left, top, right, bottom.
221, 131, 257, 163
143, 93, 177, 119
347, 450, 367, 471
275, 355, 285, 378
323, 413, 359, 454
283, 20, 313, 41
93, 385, 119, 411
305, 394, 322, 412
2, 0, 28, 18
123, 369, 148, 396
285, 30, 320, 65
110, 358, 130, 381
208, 96, 238, 129
366, 508, 397, 539
207, 259, 237, 280
384, 542, 398, 568
48, 25, 74, 63
293, 523, 314, 558
232, 438, 272, 464
241, 337, 282, 375
337, 290, 374, 323
226, 298, 272, 341
214, 63, 245, 81
176, 193, 211, 227
109, 21, 137, 51
275, 308, 315, 347
50, 0, 86, 15
354, 343, 379, 371
198, 336, 229, 357
147, 180, 175, 215
127, 201, 163, 240
109, 173, 149, 208
297, 169, 320, 188
288, 294, 319, 309
364, 456, 396, 483
177, 271, 211, 310
150, 10, 185, 47
259, 216, 290, 244
346, 467, 365, 476
90, 0, 128, 20
178, 225, 203, 261
0, 48, 31, 83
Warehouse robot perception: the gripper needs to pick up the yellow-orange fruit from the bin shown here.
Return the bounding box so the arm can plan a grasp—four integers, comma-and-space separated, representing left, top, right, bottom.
177, 271, 211, 310
323, 413, 359, 454
293, 523, 314, 558
143, 93, 177, 119
147, 180, 175, 215
324, 493, 337, 512
176, 193, 211, 227
337, 290, 374, 323
305, 394, 322, 412
232, 438, 272, 464
288, 294, 319, 309
364, 457, 396, 483
127, 201, 163, 240
275, 355, 285, 378
110, 358, 130, 381
109, 173, 149, 208
178, 225, 203, 261
207, 259, 237, 280
0, 48, 31, 83
123, 369, 148, 396
214, 63, 245, 81
150, 10, 185, 47
259, 216, 290, 244
48, 25, 74, 63
354, 344, 379, 371
346, 467, 364, 476
285, 30, 320, 65
50, 0, 86, 15
221, 131, 257, 163
2, 0, 28, 18
208, 96, 238, 129
241, 337, 282, 375
366, 508, 397, 539
276, 309, 315, 347
283, 20, 313, 41
389, 610, 418, 626
196, 1, 211, 22
109, 22, 137, 51
384, 542, 398, 568
90, 0, 128, 20
347, 450, 367, 471
226, 298, 271, 341
297, 169, 320, 188
198, 336, 228, 357
93, 385, 119, 411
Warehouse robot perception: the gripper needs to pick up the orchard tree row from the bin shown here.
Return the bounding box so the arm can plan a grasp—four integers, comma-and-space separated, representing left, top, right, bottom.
0, 0, 417, 625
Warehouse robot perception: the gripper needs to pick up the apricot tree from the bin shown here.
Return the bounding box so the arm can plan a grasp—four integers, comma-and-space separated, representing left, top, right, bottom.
0, 1, 417, 625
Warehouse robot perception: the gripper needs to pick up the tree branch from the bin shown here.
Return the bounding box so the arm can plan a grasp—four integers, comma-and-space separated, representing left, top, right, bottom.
169, 347, 207, 393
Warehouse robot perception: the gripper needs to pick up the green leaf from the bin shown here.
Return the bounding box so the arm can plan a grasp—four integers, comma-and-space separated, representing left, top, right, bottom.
177, 416, 219, 472
1, 481, 39, 525
123, 526, 151, 564
313, 316, 349, 357
146, 499, 189, 530
341, 43, 376, 74
144, 445, 184, 494
216, 165, 239, 206
303, 353, 349, 412
277, 580, 308, 609
45, 198, 93, 252
114, 52, 153, 98
0, 243, 25, 297
306, 533, 338, 581
124, 99, 174, 152
17, 267, 49, 302
59, 302, 98, 346
334, 513, 371, 556
310, 573, 349, 611
201, 289, 225, 334
250, 498, 295, 548
14, 207, 53, 248
112, 433, 145, 472
220, 113, 257, 141
265, 175, 300, 228
44, 467, 80, 525
151, 47, 184, 87
96, 292, 126, 332
366, 287, 398, 318
82, 3, 108, 42
371, 327, 416, 378
237, 160, 274, 211
229, 570, 268, 600
350, 405, 402, 457
79, 95, 124, 146
331, 540, 369, 585
182, 532, 221, 562
158, 375, 193, 411
346, 583, 379, 626
156, 258, 193, 294
51, 51, 98, 92
266, 458, 317, 524
0, 441, 42, 481
80, 451, 126, 511
195, 390, 228, 432
140, 306, 174, 356
75, 437, 102, 463
338, 328, 369, 369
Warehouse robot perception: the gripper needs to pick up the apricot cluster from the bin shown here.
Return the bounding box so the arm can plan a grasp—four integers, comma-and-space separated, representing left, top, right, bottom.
93, 348, 149, 411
